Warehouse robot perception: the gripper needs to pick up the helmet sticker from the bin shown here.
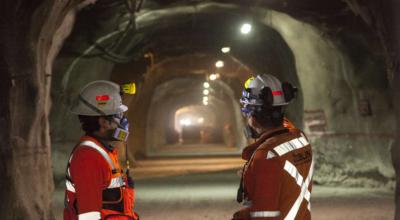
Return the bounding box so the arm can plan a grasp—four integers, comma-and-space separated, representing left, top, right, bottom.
96, 95, 110, 106
272, 91, 283, 96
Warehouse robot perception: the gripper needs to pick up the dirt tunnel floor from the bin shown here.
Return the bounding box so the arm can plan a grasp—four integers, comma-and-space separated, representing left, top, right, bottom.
53, 169, 395, 220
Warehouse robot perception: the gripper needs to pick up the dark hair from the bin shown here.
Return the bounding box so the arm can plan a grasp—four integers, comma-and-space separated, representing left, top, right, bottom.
253, 106, 284, 128
78, 115, 114, 134
78, 115, 101, 133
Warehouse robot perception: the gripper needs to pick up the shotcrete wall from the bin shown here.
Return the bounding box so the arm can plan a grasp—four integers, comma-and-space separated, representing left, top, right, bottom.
49, 2, 395, 188
259, 9, 395, 186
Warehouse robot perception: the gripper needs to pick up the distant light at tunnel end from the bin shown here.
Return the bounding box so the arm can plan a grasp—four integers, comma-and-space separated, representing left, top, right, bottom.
180, 118, 192, 126
240, 23, 252, 34
221, 47, 231, 53
215, 60, 224, 68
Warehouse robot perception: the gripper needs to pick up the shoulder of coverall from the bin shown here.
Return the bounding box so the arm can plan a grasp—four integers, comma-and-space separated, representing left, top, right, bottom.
257, 128, 304, 153
71, 136, 118, 168
242, 127, 289, 160
70, 136, 109, 162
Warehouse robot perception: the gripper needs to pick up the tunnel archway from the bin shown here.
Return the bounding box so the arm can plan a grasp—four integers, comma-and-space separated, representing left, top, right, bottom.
144, 77, 246, 156
3, 0, 400, 219
48, 0, 396, 209
51, 3, 304, 158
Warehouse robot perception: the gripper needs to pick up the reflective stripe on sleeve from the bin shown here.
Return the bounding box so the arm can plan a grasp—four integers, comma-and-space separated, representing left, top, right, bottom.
250, 211, 281, 218
78, 211, 101, 220
108, 176, 125, 188
66, 180, 76, 193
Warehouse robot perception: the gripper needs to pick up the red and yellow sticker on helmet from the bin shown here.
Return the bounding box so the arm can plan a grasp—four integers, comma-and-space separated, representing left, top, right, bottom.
96, 95, 109, 106
244, 77, 255, 89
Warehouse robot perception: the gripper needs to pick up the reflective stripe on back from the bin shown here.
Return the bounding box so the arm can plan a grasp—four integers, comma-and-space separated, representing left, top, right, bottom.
273, 136, 309, 156
283, 159, 314, 220
250, 211, 281, 218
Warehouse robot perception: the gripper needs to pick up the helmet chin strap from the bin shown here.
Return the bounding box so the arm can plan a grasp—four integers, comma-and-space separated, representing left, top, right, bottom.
244, 124, 260, 139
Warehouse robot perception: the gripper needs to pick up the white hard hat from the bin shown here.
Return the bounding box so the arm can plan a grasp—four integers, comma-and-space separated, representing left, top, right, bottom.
70, 80, 128, 116
240, 74, 297, 110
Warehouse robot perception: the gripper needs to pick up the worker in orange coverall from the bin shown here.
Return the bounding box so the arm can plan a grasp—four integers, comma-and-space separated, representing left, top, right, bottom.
233, 74, 313, 220
64, 80, 139, 220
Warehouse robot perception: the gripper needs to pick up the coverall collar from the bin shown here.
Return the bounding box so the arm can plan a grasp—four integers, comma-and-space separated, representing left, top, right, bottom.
242, 126, 288, 160
86, 134, 115, 152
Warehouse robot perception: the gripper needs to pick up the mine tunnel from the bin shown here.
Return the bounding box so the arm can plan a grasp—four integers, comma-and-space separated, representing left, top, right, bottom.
1, 0, 400, 220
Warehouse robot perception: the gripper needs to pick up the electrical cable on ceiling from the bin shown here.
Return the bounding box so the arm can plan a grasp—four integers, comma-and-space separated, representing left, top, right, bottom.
75, 0, 144, 63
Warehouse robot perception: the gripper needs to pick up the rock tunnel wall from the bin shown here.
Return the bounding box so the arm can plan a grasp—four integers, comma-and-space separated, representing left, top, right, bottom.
259, 9, 395, 186
49, 2, 396, 188
1, 0, 400, 219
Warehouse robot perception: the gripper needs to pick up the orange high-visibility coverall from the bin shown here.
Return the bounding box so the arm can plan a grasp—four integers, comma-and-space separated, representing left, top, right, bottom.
64, 136, 138, 220
236, 124, 313, 220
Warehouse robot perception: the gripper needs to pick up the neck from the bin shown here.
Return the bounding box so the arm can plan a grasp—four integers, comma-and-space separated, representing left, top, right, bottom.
91, 131, 113, 146
256, 125, 282, 136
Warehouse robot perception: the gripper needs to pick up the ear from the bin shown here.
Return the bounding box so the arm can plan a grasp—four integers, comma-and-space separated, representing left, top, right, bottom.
249, 116, 260, 129
282, 82, 297, 102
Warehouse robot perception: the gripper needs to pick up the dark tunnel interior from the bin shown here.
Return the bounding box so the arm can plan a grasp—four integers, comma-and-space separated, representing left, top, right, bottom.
1, 0, 400, 219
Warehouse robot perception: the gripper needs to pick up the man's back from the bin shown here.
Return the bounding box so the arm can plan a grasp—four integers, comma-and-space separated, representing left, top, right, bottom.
243, 127, 313, 220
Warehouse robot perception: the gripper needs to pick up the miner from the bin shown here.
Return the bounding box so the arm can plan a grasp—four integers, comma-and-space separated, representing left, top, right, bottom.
233, 74, 313, 220
64, 80, 138, 220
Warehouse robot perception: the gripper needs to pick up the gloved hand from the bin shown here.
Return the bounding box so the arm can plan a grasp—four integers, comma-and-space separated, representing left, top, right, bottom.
232, 209, 250, 220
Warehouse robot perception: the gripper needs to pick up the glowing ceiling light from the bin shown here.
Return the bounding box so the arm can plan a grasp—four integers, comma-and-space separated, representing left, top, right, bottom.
240, 23, 252, 34
203, 100, 209, 106
203, 89, 209, 95
203, 96, 209, 101
209, 74, 217, 81
203, 82, 210, 88
221, 47, 231, 53
215, 60, 224, 68
198, 117, 204, 123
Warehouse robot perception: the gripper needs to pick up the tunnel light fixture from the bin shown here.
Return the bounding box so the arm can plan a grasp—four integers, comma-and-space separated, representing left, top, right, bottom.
198, 117, 204, 124
240, 23, 252, 34
209, 73, 218, 81
215, 60, 224, 68
202, 100, 209, 106
203, 96, 209, 101
221, 47, 231, 53
203, 89, 209, 95
203, 82, 210, 88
